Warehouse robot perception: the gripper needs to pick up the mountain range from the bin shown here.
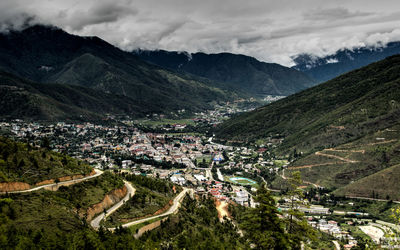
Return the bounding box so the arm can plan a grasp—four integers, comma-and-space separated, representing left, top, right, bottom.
134, 50, 316, 96
0, 25, 242, 119
293, 42, 400, 82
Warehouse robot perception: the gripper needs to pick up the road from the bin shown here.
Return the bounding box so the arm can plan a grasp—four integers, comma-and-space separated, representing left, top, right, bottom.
205, 168, 214, 181
332, 240, 340, 250
1, 169, 103, 194
216, 168, 224, 181
110, 188, 192, 230
315, 151, 358, 163
91, 180, 136, 229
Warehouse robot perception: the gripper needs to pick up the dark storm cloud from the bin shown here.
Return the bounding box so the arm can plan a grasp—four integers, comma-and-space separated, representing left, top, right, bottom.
60, 1, 138, 30
0, 0, 400, 66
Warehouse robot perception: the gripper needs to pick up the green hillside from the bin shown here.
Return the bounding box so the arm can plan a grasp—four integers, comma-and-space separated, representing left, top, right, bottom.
215, 55, 400, 155
216, 55, 400, 199
0, 70, 153, 120
334, 163, 400, 201
0, 136, 92, 184
285, 125, 400, 190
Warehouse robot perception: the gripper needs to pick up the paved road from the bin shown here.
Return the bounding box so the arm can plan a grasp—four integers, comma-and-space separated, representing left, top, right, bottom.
1, 169, 103, 194
109, 188, 192, 230
91, 180, 136, 229
332, 240, 340, 250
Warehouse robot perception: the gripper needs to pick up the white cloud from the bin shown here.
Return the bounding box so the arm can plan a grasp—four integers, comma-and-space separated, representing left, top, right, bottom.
1, 0, 400, 66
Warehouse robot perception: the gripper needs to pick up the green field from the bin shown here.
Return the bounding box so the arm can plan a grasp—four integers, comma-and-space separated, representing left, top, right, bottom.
228, 176, 258, 186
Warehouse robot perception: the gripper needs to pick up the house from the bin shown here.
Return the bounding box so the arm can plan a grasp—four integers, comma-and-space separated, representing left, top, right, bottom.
122, 160, 132, 168
234, 190, 248, 206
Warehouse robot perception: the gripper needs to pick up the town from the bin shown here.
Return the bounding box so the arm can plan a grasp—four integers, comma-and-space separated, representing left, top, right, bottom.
1, 101, 399, 249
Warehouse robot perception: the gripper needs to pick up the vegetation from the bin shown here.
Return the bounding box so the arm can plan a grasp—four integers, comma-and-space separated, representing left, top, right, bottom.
136, 49, 316, 97
0, 171, 123, 238
0, 190, 248, 249
215, 55, 400, 156
104, 174, 180, 227
0, 136, 92, 184
0, 25, 242, 120
233, 183, 317, 249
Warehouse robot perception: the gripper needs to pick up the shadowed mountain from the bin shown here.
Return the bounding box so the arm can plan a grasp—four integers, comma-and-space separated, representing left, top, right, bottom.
134, 50, 316, 97
0, 25, 239, 116
0, 70, 152, 121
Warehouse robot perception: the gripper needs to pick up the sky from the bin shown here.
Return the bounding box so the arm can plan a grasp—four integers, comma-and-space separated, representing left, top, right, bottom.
1, 0, 400, 66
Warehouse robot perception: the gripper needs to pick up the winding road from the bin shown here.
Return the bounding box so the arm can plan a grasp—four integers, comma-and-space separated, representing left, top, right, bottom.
108, 188, 193, 231
91, 180, 136, 230
1, 169, 103, 194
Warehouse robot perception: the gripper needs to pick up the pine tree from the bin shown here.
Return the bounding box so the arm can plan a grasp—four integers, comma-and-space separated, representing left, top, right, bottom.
241, 184, 290, 249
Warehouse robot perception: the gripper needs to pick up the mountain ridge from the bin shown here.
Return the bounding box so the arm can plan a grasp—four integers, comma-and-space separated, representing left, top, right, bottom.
134, 49, 316, 96
293, 41, 400, 82
0, 25, 240, 116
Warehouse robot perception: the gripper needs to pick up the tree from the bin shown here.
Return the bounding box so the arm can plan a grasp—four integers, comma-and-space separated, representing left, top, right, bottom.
241, 184, 290, 249
40, 137, 51, 150
388, 206, 400, 247
285, 171, 316, 246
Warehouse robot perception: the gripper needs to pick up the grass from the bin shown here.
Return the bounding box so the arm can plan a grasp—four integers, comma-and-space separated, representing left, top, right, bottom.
273, 160, 288, 167
333, 164, 400, 201
226, 176, 259, 187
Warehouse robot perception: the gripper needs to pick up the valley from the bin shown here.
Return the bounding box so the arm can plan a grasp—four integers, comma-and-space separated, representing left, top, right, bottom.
1, 3, 400, 248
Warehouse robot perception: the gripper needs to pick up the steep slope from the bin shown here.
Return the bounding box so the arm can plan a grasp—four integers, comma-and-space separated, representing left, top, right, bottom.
293, 42, 400, 82
135, 50, 316, 96
0, 70, 151, 120
215, 55, 400, 156
0, 25, 238, 114
334, 163, 400, 201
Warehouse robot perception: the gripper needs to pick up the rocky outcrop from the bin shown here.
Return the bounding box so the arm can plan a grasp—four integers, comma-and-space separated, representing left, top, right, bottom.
134, 217, 168, 239
85, 185, 127, 221
36, 169, 96, 186
0, 182, 31, 192
0, 169, 96, 192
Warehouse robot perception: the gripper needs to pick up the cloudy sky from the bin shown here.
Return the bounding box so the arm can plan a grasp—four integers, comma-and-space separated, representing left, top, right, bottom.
1, 0, 400, 66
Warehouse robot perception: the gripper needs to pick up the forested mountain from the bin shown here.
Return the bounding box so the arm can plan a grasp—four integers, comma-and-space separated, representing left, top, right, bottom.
215, 55, 400, 154
216, 55, 400, 196
293, 42, 400, 82
135, 50, 316, 96
0, 70, 151, 120
0, 25, 239, 116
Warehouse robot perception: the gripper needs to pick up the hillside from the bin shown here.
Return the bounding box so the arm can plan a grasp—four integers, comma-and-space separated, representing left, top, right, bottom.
0, 70, 151, 120
135, 50, 316, 96
284, 124, 400, 191
334, 163, 400, 201
293, 42, 400, 82
0, 136, 92, 185
215, 55, 400, 155
0, 25, 239, 116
